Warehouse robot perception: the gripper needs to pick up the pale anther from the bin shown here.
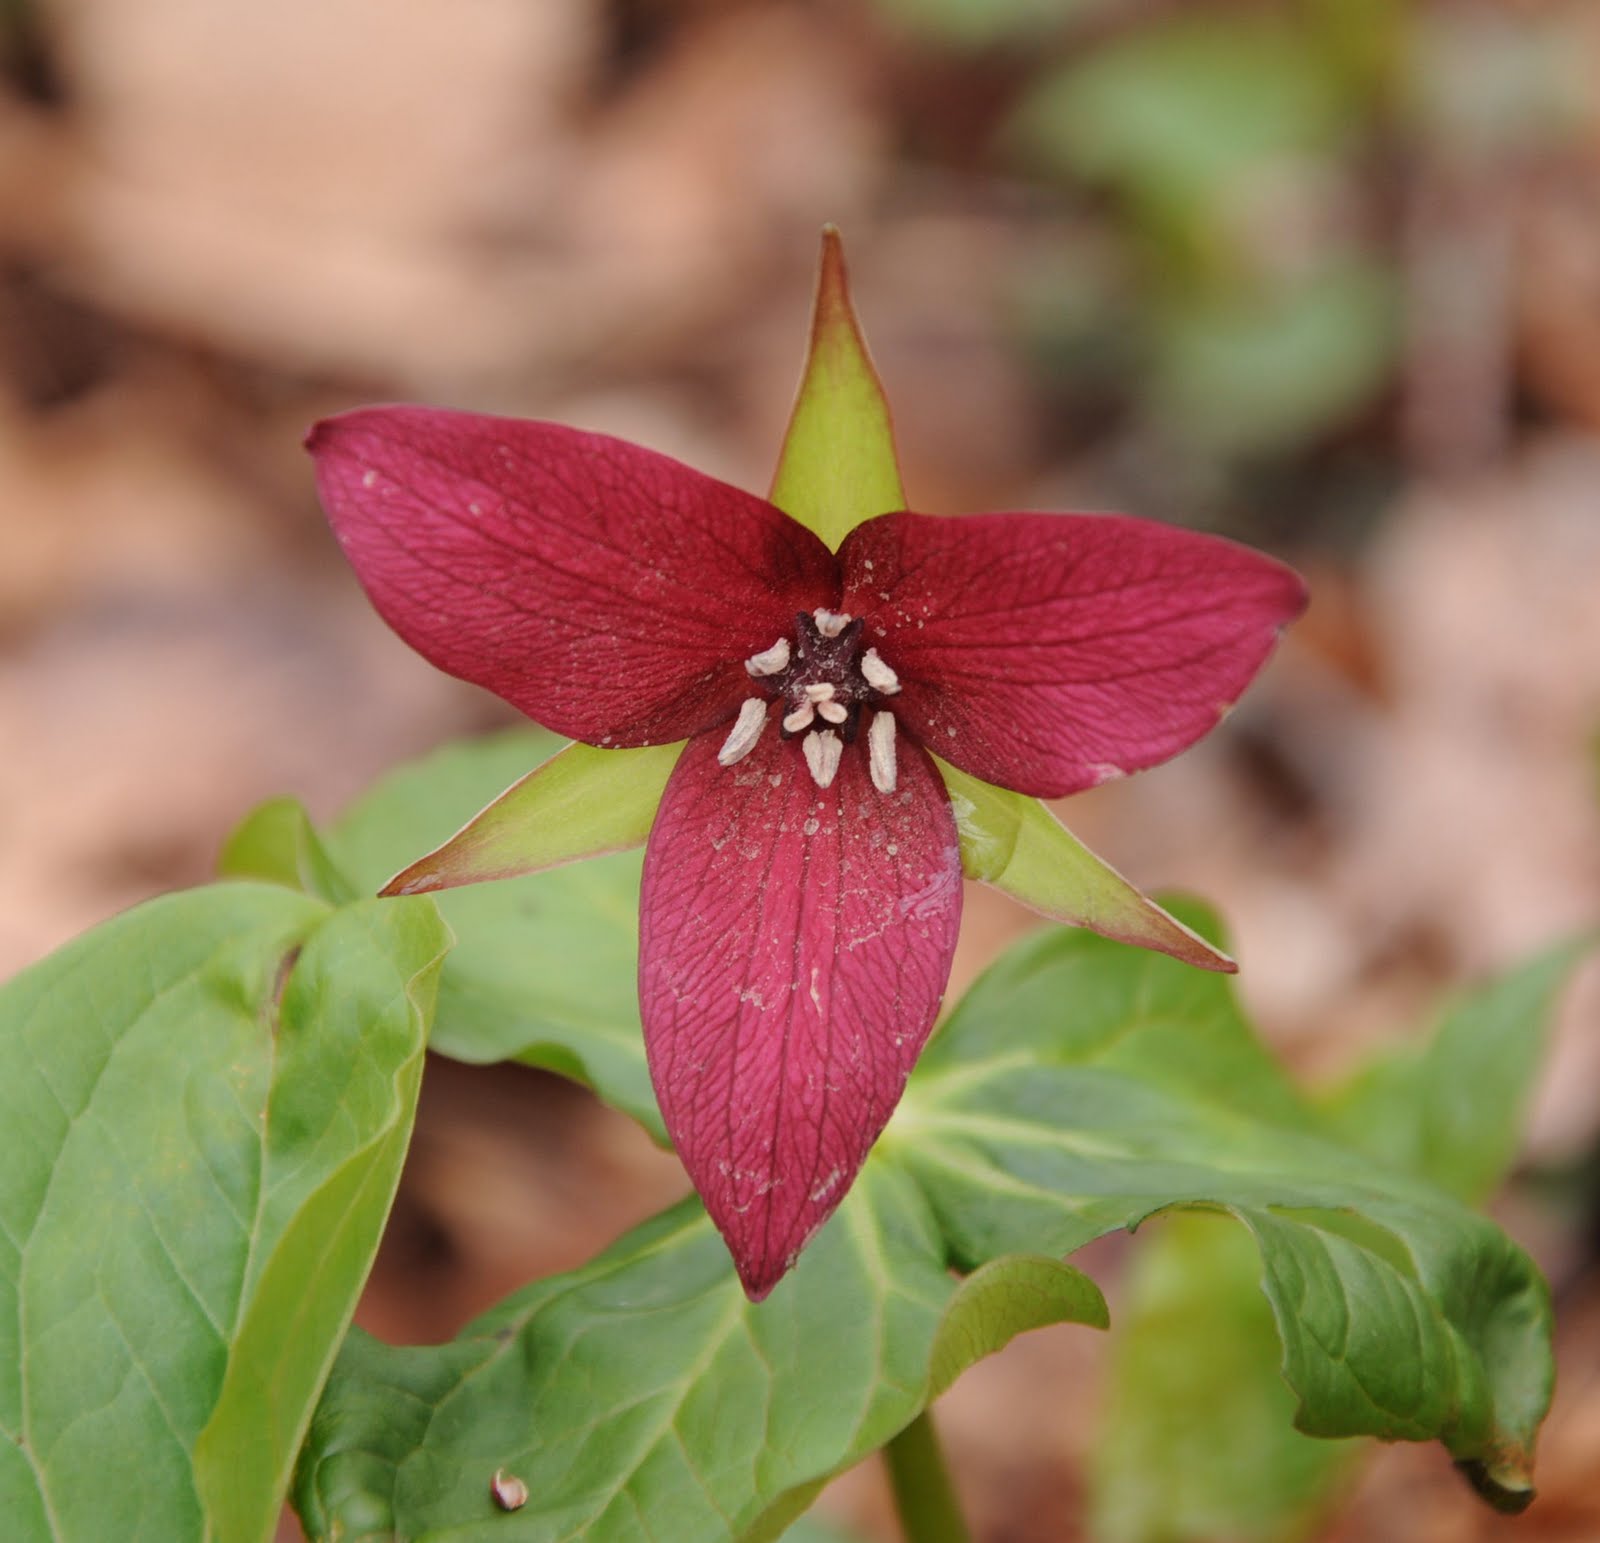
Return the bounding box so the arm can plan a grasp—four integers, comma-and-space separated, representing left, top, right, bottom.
803, 729, 844, 789
803, 682, 836, 703
783, 704, 815, 733
744, 638, 791, 677
816, 699, 849, 725
718, 697, 769, 767
868, 710, 898, 794
860, 648, 901, 695
813, 608, 853, 638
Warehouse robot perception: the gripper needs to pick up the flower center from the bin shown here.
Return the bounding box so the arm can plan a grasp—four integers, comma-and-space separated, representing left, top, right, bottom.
718, 608, 903, 792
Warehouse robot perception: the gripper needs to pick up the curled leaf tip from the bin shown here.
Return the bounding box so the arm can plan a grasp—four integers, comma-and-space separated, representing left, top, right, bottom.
1455, 1455, 1536, 1515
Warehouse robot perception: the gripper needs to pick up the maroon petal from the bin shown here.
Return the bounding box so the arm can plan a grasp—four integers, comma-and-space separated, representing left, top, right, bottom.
308, 407, 838, 746
839, 511, 1307, 797
639, 717, 963, 1299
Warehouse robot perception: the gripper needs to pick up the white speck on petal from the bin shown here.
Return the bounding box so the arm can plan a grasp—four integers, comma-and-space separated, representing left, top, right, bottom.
812, 608, 852, 638
744, 638, 791, 676
803, 729, 843, 789
816, 699, 849, 724
783, 704, 815, 734
868, 711, 898, 794
717, 698, 768, 767
361, 469, 378, 489
860, 648, 901, 695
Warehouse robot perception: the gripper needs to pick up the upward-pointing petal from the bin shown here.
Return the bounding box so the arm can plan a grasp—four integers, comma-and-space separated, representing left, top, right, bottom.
309, 407, 838, 746
839, 511, 1307, 798
639, 724, 963, 1300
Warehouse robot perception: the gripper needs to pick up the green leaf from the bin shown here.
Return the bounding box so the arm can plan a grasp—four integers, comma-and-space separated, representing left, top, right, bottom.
768, 227, 907, 550
937, 758, 1234, 972
868, 0, 1108, 49
296, 904, 1555, 1538
294, 1162, 1105, 1542
1322, 936, 1596, 1204
324, 729, 662, 1138
1090, 936, 1591, 1541
1013, 19, 1349, 211
0, 884, 447, 1543
1150, 260, 1396, 456
890, 919, 1554, 1497
382, 739, 681, 897
218, 795, 360, 905
1091, 1214, 1357, 1543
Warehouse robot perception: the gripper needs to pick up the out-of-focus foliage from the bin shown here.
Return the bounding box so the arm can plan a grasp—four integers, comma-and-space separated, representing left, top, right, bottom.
871, 0, 1578, 526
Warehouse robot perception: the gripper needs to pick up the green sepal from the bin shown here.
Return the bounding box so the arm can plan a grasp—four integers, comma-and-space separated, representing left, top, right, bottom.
768, 227, 907, 547
382, 739, 682, 896
937, 757, 1235, 972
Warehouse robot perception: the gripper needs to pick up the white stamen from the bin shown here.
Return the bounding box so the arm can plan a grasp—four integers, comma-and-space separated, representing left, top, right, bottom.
868, 711, 898, 794
816, 699, 849, 725
802, 730, 843, 789
813, 608, 852, 638
717, 697, 768, 767
744, 638, 790, 677
783, 704, 815, 734
860, 647, 901, 695
803, 682, 836, 703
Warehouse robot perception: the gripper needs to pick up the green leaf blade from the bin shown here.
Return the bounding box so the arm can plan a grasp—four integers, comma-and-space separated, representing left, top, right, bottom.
1322, 935, 1596, 1203
0, 884, 447, 1543
320, 729, 662, 1136
295, 1163, 1104, 1543
894, 923, 1556, 1493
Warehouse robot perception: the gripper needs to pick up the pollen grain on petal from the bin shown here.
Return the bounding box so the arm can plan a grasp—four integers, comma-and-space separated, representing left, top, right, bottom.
745, 638, 791, 677
802, 729, 844, 789
718, 697, 769, 767
868, 710, 898, 794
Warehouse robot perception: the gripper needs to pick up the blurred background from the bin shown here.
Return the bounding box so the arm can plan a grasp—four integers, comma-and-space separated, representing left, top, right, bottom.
3, 1, 1599, 1538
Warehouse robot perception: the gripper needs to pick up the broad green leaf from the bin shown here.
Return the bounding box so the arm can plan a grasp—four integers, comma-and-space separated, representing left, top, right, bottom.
325, 729, 662, 1138
869, 0, 1108, 49
0, 884, 447, 1543
768, 227, 907, 550
890, 917, 1553, 1504
1091, 1214, 1358, 1543
1012, 19, 1349, 211
1151, 260, 1396, 456
1322, 936, 1595, 1204
937, 758, 1234, 972
1090, 935, 1590, 1541
218, 795, 360, 905
293, 1162, 1105, 1542
382, 740, 681, 896
225, 730, 661, 1138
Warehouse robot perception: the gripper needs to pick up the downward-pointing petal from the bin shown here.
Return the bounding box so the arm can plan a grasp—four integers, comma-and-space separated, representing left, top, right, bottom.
309, 407, 838, 746
639, 728, 963, 1299
840, 511, 1307, 797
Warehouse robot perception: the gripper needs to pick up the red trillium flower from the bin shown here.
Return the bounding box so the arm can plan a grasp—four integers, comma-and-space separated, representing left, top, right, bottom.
309, 408, 1305, 1298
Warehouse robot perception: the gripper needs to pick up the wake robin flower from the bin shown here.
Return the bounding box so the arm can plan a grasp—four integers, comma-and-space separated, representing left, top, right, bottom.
308, 244, 1306, 1301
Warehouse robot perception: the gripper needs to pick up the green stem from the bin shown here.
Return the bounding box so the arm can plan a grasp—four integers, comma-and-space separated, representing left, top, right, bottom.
883, 1407, 971, 1543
